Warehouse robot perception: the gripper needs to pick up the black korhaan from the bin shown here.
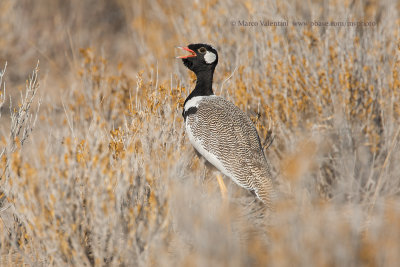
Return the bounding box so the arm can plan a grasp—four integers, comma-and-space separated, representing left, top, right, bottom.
177, 43, 275, 206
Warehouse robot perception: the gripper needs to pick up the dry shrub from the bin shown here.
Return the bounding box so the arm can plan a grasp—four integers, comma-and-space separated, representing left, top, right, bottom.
1, 0, 400, 266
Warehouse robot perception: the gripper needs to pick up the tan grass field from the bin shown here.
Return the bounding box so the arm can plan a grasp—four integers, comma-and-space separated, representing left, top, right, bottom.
1, 0, 400, 266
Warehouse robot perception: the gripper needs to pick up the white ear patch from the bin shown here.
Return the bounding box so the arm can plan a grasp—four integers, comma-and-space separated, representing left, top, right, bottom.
204, 51, 216, 64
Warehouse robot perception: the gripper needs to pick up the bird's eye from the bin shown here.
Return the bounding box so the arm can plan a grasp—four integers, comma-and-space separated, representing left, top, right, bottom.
198, 47, 207, 54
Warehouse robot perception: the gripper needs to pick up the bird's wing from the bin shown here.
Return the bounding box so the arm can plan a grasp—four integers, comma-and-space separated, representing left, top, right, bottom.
186, 97, 273, 198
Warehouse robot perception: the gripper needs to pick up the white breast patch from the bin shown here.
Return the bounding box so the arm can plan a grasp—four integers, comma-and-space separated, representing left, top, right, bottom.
184, 95, 217, 112
184, 96, 204, 112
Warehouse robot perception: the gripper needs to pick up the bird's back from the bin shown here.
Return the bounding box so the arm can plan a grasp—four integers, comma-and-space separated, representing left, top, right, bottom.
185, 96, 274, 204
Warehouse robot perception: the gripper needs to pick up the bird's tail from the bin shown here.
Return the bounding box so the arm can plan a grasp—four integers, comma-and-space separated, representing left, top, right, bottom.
255, 176, 276, 209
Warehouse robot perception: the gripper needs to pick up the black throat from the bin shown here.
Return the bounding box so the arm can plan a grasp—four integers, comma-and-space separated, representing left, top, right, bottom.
183, 68, 215, 108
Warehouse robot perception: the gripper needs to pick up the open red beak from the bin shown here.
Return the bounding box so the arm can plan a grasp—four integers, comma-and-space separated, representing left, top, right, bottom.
176, 46, 197, 59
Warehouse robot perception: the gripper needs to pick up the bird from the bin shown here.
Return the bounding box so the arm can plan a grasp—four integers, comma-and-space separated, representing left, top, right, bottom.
177, 43, 275, 206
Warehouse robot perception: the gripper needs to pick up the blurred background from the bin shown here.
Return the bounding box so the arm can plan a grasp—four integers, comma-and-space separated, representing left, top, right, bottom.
1, 0, 400, 266
0, 0, 392, 113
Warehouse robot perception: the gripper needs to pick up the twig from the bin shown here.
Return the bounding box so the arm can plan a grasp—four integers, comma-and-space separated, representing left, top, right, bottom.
0, 62, 7, 116
219, 65, 238, 95
369, 124, 400, 213
263, 132, 275, 150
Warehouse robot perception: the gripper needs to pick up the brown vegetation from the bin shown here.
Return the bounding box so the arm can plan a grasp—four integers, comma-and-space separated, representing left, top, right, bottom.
1, 0, 400, 266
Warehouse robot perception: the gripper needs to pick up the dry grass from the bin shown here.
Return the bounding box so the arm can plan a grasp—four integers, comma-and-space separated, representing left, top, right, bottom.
1, 0, 400, 266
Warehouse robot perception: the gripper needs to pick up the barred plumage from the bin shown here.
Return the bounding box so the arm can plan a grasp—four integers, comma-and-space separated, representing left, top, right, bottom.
185, 96, 274, 205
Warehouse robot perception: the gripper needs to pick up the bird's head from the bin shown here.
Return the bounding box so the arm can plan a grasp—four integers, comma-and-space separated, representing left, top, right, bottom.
176, 43, 218, 73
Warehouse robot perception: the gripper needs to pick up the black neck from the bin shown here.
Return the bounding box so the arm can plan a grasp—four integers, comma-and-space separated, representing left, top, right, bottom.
184, 69, 215, 106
